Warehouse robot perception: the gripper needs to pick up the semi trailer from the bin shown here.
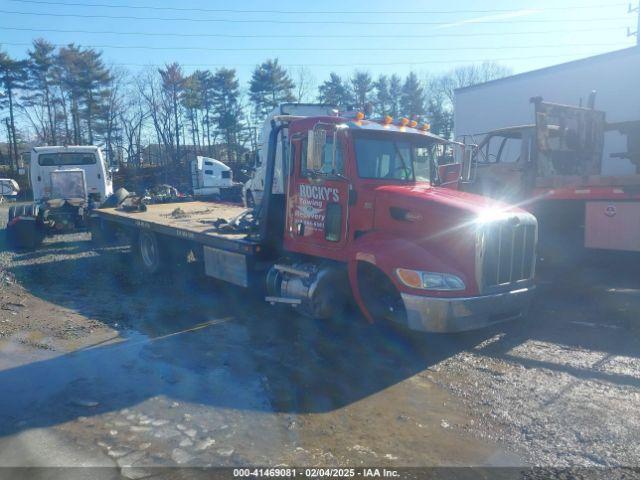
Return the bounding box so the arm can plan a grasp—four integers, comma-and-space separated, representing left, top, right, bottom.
94, 110, 537, 333
6, 145, 113, 249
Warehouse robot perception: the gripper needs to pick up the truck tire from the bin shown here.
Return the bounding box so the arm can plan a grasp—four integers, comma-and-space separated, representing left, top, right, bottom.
7, 205, 16, 224
358, 263, 407, 326
137, 231, 164, 275
6, 217, 44, 250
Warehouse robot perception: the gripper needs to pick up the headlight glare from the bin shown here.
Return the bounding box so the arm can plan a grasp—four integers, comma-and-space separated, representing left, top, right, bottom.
396, 269, 465, 291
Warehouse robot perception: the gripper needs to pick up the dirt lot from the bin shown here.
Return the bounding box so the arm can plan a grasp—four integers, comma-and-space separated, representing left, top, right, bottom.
0, 203, 639, 477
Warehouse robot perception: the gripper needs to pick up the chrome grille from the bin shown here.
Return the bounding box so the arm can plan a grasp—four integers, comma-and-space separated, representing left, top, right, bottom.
479, 217, 536, 291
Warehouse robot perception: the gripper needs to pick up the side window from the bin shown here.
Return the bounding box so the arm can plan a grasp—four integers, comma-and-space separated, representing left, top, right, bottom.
499, 138, 522, 163
483, 136, 502, 164
482, 136, 522, 164
204, 170, 213, 175
302, 135, 344, 177
204, 161, 213, 166
325, 203, 342, 242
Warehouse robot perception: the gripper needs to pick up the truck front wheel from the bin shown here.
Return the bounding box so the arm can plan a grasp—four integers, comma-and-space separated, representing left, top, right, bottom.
358, 263, 407, 326
138, 231, 163, 274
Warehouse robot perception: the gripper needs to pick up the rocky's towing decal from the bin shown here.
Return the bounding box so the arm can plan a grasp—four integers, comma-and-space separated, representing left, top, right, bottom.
293, 184, 340, 234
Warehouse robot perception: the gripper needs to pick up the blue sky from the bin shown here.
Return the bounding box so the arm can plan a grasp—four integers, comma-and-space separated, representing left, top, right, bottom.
0, 0, 636, 93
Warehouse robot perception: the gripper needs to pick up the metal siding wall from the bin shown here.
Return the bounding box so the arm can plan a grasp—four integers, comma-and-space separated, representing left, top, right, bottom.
454, 49, 640, 175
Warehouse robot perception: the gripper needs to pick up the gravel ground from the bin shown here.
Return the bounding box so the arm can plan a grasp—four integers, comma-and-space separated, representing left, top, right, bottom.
0, 203, 639, 477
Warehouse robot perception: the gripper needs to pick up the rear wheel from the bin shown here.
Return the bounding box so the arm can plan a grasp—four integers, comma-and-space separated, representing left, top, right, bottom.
138, 231, 163, 274
7, 205, 16, 224
6, 210, 44, 250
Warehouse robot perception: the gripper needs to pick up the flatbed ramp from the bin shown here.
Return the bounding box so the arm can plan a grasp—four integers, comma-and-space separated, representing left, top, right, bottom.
96, 201, 260, 254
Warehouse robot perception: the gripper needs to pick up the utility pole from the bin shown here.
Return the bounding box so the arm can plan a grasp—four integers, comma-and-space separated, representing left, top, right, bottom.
629, 1, 640, 46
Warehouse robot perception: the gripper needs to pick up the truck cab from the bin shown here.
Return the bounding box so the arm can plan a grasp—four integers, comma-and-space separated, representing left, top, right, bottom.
6, 146, 114, 249
263, 113, 537, 332
462, 100, 606, 205
31, 145, 113, 204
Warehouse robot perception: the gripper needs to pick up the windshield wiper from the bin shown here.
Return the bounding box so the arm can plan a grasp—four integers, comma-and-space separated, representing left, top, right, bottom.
393, 142, 413, 180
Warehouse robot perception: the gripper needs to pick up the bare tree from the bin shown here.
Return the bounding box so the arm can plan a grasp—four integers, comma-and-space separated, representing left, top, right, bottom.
435, 61, 512, 106
294, 66, 316, 103
120, 83, 148, 168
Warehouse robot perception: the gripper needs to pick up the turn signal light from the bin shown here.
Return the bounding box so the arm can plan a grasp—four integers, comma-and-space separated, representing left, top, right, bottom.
383, 115, 393, 125
396, 268, 423, 289
356, 111, 365, 120
400, 117, 410, 127
410, 120, 418, 128
421, 123, 431, 131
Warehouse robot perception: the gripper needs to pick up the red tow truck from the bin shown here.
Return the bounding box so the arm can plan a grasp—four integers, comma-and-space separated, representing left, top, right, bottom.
93, 110, 537, 333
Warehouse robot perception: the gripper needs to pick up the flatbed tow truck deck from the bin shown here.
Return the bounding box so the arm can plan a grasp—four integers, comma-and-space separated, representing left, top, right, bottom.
95, 201, 260, 254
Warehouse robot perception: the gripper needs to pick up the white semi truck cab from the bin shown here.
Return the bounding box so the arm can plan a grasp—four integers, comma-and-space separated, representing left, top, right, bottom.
30, 146, 113, 204
190, 156, 241, 201
6, 145, 114, 248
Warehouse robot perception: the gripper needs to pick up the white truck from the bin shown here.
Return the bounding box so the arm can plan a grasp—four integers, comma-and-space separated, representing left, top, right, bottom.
190, 156, 241, 201
6, 145, 114, 248
243, 103, 336, 207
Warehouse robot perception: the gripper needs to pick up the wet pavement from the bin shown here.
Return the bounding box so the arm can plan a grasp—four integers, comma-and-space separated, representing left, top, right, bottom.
0, 204, 639, 476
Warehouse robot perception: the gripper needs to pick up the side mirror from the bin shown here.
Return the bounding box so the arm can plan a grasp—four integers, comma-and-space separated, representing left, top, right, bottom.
307, 127, 327, 172
438, 163, 463, 188
461, 145, 477, 183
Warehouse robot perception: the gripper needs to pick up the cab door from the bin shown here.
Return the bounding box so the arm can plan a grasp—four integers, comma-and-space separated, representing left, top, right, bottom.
284, 126, 351, 261
472, 132, 530, 203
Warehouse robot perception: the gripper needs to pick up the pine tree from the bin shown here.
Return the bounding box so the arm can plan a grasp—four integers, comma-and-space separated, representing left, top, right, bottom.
249, 58, 294, 118
182, 72, 204, 148
373, 75, 392, 116
0, 49, 28, 169
388, 74, 402, 118
25, 39, 57, 144
76, 47, 111, 145
317, 72, 351, 108
350, 71, 373, 111
211, 68, 241, 163
400, 72, 425, 119
158, 62, 185, 163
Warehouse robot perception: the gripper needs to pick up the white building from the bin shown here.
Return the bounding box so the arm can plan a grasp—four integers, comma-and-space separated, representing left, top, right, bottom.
454, 46, 640, 175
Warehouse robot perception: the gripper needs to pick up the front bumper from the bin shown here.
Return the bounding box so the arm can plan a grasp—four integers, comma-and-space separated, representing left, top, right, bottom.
401, 286, 534, 333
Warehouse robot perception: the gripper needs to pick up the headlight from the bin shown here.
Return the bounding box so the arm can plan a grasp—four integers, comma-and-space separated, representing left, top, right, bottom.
396, 268, 466, 291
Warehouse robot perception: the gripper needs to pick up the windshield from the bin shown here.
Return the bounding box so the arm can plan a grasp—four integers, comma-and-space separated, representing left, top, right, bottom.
38, 152, 97, 166
354, 135, 446, 182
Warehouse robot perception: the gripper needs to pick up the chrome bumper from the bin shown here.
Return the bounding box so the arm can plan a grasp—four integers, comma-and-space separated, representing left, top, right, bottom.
401, 286, 534, 333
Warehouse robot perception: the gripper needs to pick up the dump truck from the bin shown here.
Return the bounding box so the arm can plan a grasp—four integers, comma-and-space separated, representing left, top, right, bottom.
93, 110, 537, 333
460, 98, 640, 260
6, 145, 114, 249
